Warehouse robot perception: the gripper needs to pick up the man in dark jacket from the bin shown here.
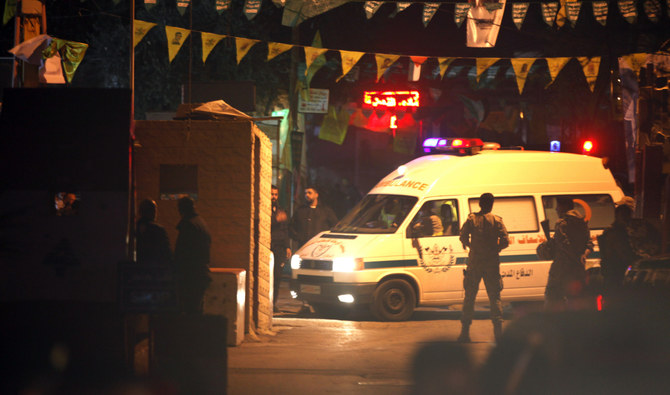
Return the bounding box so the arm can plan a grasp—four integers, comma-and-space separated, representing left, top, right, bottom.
136, 199, 172, 266
175, 196, 212, 314
271, 185, 291, 311
290, 185, 338, 248
458, 193, 509, 343
544, 197, 593, 311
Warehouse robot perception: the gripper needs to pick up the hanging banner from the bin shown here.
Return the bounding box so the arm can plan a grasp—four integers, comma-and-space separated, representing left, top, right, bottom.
337, 50, 365, 82
176, 0, 190, 16
144, 0, 157, 10
397, 2, 411, 13
542, 2, 559, 26
643, 0, 661, 22
244, 0, 262, 20
304, 47, 328, 74
438, 57, 456, 79
133, 20, 156, 48
201, 32, 225, 63
592, 1, 608, 25
319, 106, 350, 145
467, 0, 506, 47
235, 37, 259, 64
578, 56, 601, 92
512, 3, 529, 29
409, 56, 428, 81
476, 58, 499, 83
618, 0, 637, 24
511, 58, 535, 94
566, 1, 582, 27
365, 1, 383, 18
267, 42, 292, 61
375, 54, 401, 82
43, 38, 88, 84
165, 26, 190, 63
422, 3, 440, 26
546, 57, 571, 83
454, 3, 471, 27
216, 0, 231, 13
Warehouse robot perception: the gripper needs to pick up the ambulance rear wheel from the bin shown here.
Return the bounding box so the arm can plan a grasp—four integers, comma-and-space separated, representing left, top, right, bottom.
371, 279, 416, 321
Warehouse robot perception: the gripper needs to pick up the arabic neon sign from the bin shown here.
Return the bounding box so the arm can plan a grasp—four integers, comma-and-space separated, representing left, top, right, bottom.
363, 90, 420, 109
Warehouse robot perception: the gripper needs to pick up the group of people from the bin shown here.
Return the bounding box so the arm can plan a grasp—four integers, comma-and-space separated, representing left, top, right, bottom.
135, 196, 212, 314
457, 193, 644, 343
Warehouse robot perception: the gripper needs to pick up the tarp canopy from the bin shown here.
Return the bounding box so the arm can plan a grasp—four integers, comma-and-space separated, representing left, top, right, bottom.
174, 100, 252, 120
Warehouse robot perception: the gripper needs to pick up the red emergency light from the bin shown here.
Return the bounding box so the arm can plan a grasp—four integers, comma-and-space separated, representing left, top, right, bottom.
363, 90, 420, 109
582, 140, 594, 154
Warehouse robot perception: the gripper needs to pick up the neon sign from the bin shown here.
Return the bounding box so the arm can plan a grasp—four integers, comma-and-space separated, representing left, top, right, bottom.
363, 90, 420, 109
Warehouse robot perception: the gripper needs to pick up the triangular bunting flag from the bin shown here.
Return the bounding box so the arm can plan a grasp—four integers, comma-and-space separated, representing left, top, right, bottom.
43, 38, 89, 84
176, 0, 190, 16
512, 3, 529, 29
546, 57, 571, 83
592, 1, 608, 25
511, 58, 536, 94
566, 1, 582, 27
438, 57, 456, 79
542, 2, 559, 26
618, 0, 637, 24
235, 37, 259, 64
423, 3, 440, 27
409, 56, 428, 81
578, 57, 601, 92
201, 32, 225, 63
267, 42, 292, 61
556, 0, 568, 27
364, 1, 383, 18
244, 0, 262, 20
304, 47, 328, 74
216, 0, 231, 13
165, 26, 190, 63
643, 0, 661, 22
454, 3, 471, 27
133, 20, 156, 48
375, 54, 401, 82
476, 58, 498, 83
337, 50, 365, 82
396, 2, 411, 13
144, 0, 157, 10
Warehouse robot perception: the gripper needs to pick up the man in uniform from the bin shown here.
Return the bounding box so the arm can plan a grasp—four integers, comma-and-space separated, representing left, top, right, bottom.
544, 197, 593, 311
458, 193, 509, 343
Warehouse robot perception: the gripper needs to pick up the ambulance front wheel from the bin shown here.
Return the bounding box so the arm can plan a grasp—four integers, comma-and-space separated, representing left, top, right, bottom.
371, 279, 416, 321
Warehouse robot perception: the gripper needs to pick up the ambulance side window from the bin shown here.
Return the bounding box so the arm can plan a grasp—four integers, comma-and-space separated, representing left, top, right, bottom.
541, 194, 614, 230
407, 199, 460, 238
468, 196, 538, 233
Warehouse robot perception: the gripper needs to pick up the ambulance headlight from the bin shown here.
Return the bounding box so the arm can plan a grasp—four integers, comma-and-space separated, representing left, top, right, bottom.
332, 257, 364, 272
290, 255, 302, 270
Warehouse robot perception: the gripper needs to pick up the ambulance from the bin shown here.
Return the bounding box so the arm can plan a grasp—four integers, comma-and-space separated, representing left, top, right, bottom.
289, 138, 624, 321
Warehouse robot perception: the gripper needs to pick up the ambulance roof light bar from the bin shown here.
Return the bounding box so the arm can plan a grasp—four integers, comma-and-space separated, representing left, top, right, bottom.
422, 138, 486, 155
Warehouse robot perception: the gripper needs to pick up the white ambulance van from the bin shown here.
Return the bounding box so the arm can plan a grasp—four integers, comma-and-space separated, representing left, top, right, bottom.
289, 138, 624, 321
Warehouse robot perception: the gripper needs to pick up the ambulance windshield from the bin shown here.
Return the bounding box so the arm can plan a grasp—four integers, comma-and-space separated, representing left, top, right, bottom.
331, 194, 417, 234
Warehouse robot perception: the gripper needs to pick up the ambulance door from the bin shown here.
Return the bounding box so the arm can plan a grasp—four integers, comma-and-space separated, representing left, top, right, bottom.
403, 198, 463, 302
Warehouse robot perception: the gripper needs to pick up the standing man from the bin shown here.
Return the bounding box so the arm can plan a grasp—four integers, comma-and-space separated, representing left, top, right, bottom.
544, 197, 593, 311
136, 199, 172, 266
271, 185, 291, 312
174, 196, 212, 314
458, 193, 509, 343
290, 185, 338, 248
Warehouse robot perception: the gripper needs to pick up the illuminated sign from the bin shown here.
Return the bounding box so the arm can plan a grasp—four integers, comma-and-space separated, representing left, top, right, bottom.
363, 90, 420, 109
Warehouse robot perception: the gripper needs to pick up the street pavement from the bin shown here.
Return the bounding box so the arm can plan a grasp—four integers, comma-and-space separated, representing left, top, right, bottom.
227, 278, 513, 395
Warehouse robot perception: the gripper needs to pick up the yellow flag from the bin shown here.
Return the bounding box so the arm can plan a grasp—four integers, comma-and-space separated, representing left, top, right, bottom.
133, 20, 156, 48
511, 58, 536, 94
43, 38, 89, 84
304, 47, 328, 74
578, 56, 601, 92
546, 57, 571, 83
267, 42, 292, 61
375, 54, 400, 82
165, 26, 190, 63
201, 32, 225, 63
319, 106, 350, 145
235, 37, 259, 64
337, 50, 365, 82
476, 58, 498, 83
437, 57, 456, 79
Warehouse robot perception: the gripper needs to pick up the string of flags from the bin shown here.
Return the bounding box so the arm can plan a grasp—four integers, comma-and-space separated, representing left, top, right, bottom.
134, 19, 652, 94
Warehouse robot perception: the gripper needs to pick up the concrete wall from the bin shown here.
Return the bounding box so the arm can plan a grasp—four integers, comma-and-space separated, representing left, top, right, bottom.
135, 120, 272, 335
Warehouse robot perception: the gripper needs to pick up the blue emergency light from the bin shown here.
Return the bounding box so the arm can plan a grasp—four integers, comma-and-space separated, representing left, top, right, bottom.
550, 140, 561, 152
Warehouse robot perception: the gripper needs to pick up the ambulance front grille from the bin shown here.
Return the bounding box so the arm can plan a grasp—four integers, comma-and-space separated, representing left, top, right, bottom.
300, 259, 333, 270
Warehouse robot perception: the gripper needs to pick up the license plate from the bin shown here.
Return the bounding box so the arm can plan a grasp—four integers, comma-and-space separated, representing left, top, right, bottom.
300, 284, 321, 294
